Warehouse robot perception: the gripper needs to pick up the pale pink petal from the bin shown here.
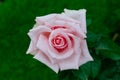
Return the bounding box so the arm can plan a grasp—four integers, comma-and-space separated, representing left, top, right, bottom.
57, 14, 80, 24
48, 47, 73, 60
79, 40, 93, 66
28, 26, 51, 46
58, 52, 80, 70
26, 41, 36, 55
35, 14, 57, 25
36, 35, 55, 64
45, 20, 86, 38
34, 52, 59, 73
64, 9, 87, 33
67, 33, 81, 55
67, 23, 86, 38
44, 20, 68, 27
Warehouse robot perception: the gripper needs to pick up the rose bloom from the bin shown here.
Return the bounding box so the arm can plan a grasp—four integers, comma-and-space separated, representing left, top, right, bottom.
27, 9, 93, 73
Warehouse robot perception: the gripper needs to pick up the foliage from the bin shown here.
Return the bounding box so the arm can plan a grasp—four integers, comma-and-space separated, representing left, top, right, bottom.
0, 0, 120, 80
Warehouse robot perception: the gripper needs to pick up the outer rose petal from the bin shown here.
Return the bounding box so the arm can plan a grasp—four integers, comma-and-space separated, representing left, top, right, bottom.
26, 41, 36, 55
36, 34, 55, 64
38, 14, 80, 27
27, 26, 51, 53
67, 23, 86, 38
36, 14, 57, 25
58, 52, 80, 70
34, 51, 59, 73
46, 20, 86, 38
57, 14, 80, 24
79, 40, 93, 66
67, 33, 81, 55
64, 9, 87, 33
28, 26, 51, 43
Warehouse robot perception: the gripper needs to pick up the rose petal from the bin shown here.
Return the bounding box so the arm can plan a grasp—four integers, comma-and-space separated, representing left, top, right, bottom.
34, 51, 59, 73
67, 23, 86, 38
44, 20, 68, 28
48, 47, 73, 60
36, 14, 57, 25
26, 41, 36, 54
64, 9, 87, 33
36, 35, 55, 64
79, 40, 93, 66
57, 14, 80, 24
28, 26, 51, 50
27, 26, 51, 54
45, 20, 86, 38
67, 33, 81, 55
58, 52, 80, 70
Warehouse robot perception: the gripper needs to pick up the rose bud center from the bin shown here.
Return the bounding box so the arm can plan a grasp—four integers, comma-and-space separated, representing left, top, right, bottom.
51, 35, 68, 52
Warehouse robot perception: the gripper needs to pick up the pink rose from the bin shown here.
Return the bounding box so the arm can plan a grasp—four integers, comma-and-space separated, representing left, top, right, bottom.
27, 9, 93, 73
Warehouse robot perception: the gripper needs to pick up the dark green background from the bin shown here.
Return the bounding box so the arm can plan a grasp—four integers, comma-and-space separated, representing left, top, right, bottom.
0, 0, 120, 80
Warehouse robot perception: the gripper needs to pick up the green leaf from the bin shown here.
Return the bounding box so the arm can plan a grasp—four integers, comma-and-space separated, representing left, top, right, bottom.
72, 69, 88, 80
58, 70, 79, 80
72, 60, 101, 80
96, 39, 120, 60
90, 60, 101, 78
80, 62, 91, 78
87, 31, 100, 47
98, 67, 120, 80
58, 75, 69, 80
58, 70, 70, 80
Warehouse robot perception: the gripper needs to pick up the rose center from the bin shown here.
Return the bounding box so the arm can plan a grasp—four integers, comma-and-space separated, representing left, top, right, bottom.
51, 35, 68, 52
55, 38, 61, 45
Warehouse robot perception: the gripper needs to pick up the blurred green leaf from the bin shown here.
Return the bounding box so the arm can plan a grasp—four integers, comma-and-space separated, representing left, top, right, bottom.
72, 60, 101, 80
72, 69, 88, 80
98, 67, 120, 80
90, 60, 101, 78
58, 70, 79, 80
96, 39, 120, 60
87, 31, 101, 48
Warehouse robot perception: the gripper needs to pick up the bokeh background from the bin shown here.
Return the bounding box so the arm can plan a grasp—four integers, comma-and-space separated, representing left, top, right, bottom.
0, 0, 120, 80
